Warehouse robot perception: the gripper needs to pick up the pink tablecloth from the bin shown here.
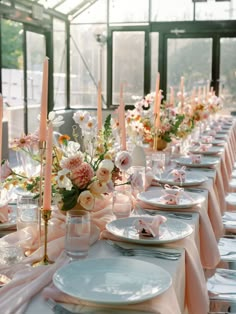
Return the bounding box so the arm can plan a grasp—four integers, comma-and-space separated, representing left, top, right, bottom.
101, 230, 209, 314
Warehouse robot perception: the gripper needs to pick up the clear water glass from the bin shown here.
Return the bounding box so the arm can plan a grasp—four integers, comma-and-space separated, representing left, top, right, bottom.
152, 153, 166, 178
129, 165, 146, 196
16, 194, 38, 230
65, 210, 90, 260
112, 187, 133, 219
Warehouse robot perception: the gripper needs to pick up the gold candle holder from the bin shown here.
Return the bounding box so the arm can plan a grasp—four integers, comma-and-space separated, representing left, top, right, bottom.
32, 209, 54, 267
153, 131, 158, 151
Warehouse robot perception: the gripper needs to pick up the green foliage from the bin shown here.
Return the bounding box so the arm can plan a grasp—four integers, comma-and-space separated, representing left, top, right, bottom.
2, 19, 23, 69
103, 114, 112, 142
60, 186, 79, 211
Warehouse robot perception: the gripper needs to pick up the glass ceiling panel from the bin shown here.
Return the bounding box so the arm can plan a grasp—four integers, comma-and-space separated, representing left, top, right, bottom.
37, 0, 93, 14
37, 0, 65, 8
56, 0, 87, 14
72, 0, 106, 23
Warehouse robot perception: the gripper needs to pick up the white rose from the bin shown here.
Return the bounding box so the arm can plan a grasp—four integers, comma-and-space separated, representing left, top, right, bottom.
99, 159, 114, 172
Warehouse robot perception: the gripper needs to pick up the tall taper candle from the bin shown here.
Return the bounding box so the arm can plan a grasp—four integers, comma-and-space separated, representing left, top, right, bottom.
154, 72, 160, 114
198, 86, 201, 103
97, 81, 102, 131
39, 57, 49, 142
119, 84, 126, 150
43, 122, 53, 210
180, 76, 184, 113
170, 87, 174, 106
155, 90, 162, 129
0, 94, 3, 167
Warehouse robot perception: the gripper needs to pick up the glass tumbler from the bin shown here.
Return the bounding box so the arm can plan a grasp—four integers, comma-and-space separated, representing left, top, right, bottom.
112, 186, 133, 219
65, 209, 90, 259
151, 153, 166, 178
16, 194, 38, 230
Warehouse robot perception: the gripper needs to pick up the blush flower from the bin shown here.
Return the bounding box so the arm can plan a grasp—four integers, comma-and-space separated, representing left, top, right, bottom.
89, 181, 108, 198
0, 160, 12, 181
61, 153, 83, 171
71, 162, 94, 188
115, 151, 132, 172
99, 159, 114, 172
78, 190, 95, 210
96, 167, 111, 183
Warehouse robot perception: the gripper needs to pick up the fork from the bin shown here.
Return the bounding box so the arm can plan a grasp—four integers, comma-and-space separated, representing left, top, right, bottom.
135, 204, 192, 220
106, 240, 181, 260
148, 211, 192, 220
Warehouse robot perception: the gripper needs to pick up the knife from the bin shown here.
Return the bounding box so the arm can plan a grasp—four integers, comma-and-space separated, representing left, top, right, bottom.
47, 299, 157, 314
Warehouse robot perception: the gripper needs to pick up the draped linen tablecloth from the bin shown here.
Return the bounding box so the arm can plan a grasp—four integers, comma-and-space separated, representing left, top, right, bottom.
0, 205, 183, 314
101, 223, 209, 314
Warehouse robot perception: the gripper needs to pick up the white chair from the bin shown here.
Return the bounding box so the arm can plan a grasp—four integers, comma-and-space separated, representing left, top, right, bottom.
207, 268, 236, 313
222, 212, 236, 234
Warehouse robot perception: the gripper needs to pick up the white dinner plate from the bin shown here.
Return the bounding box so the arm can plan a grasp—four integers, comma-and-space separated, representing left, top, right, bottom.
106, 216, 193, 244
188, 146, 224, 155
137, 189, 205, 209
214, 133, 227, 139
175, 156, 219, 168
211, 139, 225, 146
156, 172, 208, 187
53, 257, 172, 305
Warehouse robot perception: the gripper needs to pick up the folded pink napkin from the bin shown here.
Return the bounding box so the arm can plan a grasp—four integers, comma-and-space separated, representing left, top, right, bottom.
199, 143, 212, 152
42, 271, 181, 314
134, 215, 167, 237
136, 199, 220, 270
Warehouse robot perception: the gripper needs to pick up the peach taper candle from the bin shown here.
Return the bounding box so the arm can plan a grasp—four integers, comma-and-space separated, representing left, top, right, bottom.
39, 57, 49, 142
97, 81, 102, 131
43, 122, 53, 210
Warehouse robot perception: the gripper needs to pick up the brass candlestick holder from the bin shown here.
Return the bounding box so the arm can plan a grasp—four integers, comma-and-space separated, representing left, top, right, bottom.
32, 140, 54, 267
153, 131, 158, 151
32, 209, 54, 267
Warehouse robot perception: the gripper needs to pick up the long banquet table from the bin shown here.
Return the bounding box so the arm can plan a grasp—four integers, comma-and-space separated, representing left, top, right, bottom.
1, 115, 236, 314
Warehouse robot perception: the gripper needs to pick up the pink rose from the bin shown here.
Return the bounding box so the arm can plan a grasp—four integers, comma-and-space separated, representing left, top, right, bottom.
71, 162, 94, 188
115, 151, 132, 171
61, 153, 83, 171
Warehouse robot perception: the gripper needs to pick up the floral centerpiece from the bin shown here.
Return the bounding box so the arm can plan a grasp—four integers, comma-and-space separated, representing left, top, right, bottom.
2, 111, 143, 213
207, 94, 223, 115
126, 93, 185, 149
